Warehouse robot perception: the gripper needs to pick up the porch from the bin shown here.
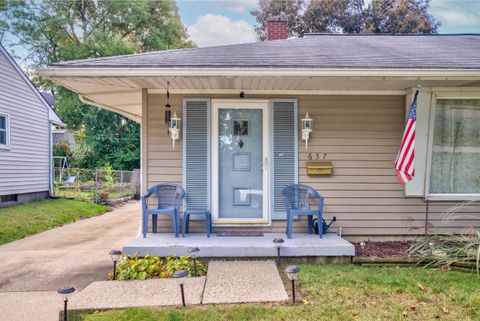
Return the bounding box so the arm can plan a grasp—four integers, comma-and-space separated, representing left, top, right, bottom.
122, 232, 355, 258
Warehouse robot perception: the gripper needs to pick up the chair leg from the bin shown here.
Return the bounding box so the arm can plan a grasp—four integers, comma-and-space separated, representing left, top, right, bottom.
152, 215, 158, 233
287, 214, 293, 239
182, 213, 188, 237
307, 215, 313, 234
317, 213, 323, 239
205, 213, 210, 238
173, 212, 179, 238
142, 214, 147, 238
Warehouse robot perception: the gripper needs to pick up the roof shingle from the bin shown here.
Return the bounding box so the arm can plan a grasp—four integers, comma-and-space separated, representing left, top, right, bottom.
51, 34, 480, 69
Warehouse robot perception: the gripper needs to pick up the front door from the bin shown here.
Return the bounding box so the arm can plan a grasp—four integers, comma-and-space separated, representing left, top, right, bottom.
212, 100, 270, 224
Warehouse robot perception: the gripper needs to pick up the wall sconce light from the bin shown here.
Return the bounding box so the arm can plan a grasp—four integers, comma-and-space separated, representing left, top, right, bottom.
169, 111, 181, 149
301, 112, 313, 150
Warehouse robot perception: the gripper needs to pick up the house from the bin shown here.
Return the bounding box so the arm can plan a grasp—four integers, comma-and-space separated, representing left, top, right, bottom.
37, 22, 480, 241
0, 44, 63, 206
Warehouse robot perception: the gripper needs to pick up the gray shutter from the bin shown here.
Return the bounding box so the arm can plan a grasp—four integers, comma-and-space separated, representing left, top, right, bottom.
183, 99, 210, 209
272, 100, 298, 220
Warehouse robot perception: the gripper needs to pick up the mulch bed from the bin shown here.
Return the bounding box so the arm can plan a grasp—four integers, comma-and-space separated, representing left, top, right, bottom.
354, 241, 413, 258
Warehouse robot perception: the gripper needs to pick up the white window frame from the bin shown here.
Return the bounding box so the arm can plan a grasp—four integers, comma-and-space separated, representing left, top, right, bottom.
0, 113, 10, 149
425, 90, 480, 201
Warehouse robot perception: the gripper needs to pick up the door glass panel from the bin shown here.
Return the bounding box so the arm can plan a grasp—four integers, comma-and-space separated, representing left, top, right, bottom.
218, 108, 263, 219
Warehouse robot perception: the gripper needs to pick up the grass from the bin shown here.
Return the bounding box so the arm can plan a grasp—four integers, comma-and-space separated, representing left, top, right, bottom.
0, 199, 109, 244
74, 264, 480, 321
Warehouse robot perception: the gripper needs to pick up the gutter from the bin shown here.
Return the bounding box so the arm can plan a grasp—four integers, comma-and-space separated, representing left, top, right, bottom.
37, 67, 480, 79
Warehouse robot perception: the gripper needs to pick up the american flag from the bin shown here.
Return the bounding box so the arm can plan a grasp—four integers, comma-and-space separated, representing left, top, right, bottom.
394, 90, 418, 184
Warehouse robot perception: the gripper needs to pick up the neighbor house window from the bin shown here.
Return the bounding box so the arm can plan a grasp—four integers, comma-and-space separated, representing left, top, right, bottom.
0, 113, 9, 148
429, 99, 480, 196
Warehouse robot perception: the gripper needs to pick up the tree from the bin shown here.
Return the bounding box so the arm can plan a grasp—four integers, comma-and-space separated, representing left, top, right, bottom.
3, 0, 194, 170
251, 0, 439, 38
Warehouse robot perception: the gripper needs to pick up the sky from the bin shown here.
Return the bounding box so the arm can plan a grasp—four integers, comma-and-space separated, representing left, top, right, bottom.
177, 0, 480, 47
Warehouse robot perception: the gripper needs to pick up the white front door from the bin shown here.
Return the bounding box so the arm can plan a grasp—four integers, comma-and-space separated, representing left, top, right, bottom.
211, 100, 270, 225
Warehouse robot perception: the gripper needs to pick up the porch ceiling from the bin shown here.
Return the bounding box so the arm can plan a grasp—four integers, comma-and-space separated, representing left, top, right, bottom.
44, 74, 480, 122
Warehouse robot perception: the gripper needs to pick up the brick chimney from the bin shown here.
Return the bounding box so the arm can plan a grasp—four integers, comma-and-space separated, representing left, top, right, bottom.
266, 15, 288, 41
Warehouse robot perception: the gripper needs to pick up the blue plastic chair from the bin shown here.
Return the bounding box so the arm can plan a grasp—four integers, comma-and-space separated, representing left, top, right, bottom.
142, 184, 185, 238
281, 184, 325, 239
182, 209, 212, 238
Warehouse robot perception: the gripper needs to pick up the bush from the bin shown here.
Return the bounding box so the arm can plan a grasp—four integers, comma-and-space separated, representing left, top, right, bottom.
111, 255, 207, 280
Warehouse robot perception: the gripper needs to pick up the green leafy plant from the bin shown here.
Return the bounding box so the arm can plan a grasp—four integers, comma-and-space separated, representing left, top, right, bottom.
113, 255, 163, 280
111, 255, 207, 280
161, 255, 207, 278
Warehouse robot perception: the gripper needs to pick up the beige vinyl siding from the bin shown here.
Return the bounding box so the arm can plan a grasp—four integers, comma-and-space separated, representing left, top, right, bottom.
146, 93, 480, 237
0, 50, 50, 195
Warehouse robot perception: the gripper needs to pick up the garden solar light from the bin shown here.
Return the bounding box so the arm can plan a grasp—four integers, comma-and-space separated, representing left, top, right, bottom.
360, 241, 366, 251
285, 265, 300, 303
173, 269, 188, 307
57, 286, 75, 321
109, 250, 122, 280
338, 227, 343, 237
429, 242, 435, 256
187, 247, 200, 277
273, 238, 284, 265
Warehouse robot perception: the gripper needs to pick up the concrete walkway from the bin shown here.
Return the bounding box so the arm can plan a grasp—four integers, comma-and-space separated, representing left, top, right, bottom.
0, 201, 140, 321
203, 261, 288, 304
66, 260, 287, 313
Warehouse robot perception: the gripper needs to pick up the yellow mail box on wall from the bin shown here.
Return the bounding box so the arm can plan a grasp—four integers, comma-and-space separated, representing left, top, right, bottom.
306, 161, 334, 176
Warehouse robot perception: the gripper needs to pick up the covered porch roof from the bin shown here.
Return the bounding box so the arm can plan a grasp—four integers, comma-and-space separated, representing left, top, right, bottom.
37, 34, 480, 122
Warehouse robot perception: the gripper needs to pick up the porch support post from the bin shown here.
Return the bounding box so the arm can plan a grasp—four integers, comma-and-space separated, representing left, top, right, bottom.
141, 88, 148, 195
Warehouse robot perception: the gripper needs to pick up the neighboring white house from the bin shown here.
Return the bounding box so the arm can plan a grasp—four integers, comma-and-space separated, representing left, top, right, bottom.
0, 44, 63, 206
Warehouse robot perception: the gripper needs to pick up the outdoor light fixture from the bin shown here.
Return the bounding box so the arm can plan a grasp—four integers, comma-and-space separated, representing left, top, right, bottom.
169, 111, 181, 149
338, 227, 343, 238
273, 238, 284, 265
301, 112, 313, 150
187, 247, 200, 277
173, 270, 188, 307
57, 286, 75, 321
285, 265, 300, 304
109, 250, 122, 280
164, 81, 171, 124
429, 242, 435, 256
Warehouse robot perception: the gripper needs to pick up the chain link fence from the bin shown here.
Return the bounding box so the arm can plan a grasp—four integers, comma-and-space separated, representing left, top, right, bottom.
54, 167, 140, 204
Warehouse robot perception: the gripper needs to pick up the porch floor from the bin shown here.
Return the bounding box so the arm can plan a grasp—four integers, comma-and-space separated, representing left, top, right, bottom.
123, 233, 355, 257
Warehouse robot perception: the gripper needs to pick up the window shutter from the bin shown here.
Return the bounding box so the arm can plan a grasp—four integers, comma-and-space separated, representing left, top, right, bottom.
183, 99, 210, 209
271, 100, 298, 220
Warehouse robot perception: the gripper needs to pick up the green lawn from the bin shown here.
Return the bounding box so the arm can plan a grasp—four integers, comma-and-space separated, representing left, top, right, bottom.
76, 264, 480, 321
0, 199, 109, 244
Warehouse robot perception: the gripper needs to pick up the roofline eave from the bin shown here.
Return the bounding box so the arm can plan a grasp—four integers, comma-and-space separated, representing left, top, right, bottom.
37, 67, 480, 80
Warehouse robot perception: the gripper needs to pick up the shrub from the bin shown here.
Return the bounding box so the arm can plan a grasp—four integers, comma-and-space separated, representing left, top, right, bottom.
111, 255, 207, 280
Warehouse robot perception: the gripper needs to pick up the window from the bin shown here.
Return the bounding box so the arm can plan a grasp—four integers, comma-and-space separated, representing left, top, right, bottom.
0, 114, 9, 148
429, 99, 480, 196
